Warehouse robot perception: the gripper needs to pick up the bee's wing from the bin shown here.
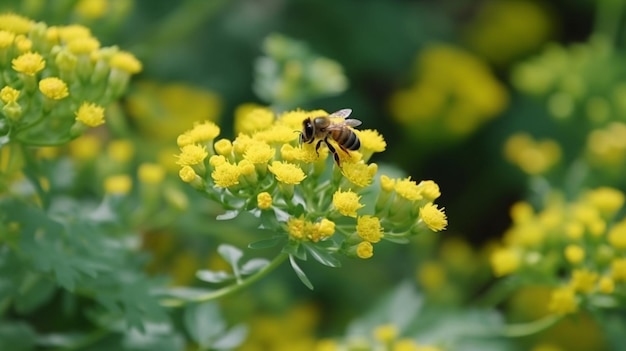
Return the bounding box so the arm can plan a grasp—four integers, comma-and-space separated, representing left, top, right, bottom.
328, 109, 352, 119
344, 119, 362, 127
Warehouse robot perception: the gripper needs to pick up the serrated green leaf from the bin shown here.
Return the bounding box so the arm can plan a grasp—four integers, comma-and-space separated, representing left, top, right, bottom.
196, 270, 235, 284
184, 303, 226, 347
303, 243, 341, 267
289, 255, 314, 290
248, 236, 283, 249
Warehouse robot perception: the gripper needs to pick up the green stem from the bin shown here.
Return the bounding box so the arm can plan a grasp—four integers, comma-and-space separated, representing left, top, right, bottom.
160, 252, 289, 307
19, 143, 50, 209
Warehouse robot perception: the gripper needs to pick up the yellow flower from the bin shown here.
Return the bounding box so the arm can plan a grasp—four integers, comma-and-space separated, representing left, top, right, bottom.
67, 37, 100, 54
287, 216, 306, 240
234, 104, 274, 134
416, 180, 440, 201
504, 133, 561, 175
104, 174, 132, 195
419, 203, 447, 232
417, 261, 446, 292
108, 139, 134, 163
332, 189, 364, 217
109, 51, 142, 74
598, 276, 615, 294
356, 215, 383, 243
548, 286, 578, 315
15, 35, 31, 52
176, 144, 208, 166
255, 124, 299, 145
190, 121, 220, 143
585, 187, 625, 216
12, 52, 45, 76
209, 155, 226, 167
611, 258, 626, 282
214, 138, 233, 156
356, 241, 374, 259
569, 269, 598, 294
244, 141, 275, 164
564, 245, 585, 265
317, 218, 335, 237
0, 86, 19, 103
380, 174, 395, 192
179, 166, 197, 183
490, 247, 520, 277
211, 161, 241, 188
138, 163, 165, 185
395, 177, 422, 201
0, 13, 34, 34
342, 162, 377, 188
75, 102, 105, 127
268, 161, 306, 185
257, 192, 273, 210
69, 134, 101, 160
608, 220, 626, 250
39, 77, 69, 100
373, 324, 398, 343
355, 129, 386, 152
58, 24, 92, 42
0, 30, 15, 48
75, 0, 109, 19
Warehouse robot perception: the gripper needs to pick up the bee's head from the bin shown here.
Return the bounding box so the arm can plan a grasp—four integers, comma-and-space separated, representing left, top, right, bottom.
300, 117, 314, 144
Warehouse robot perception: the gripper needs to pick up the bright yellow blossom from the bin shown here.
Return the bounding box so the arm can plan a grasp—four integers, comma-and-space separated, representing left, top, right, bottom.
356, 129, 386, 152
0, 30, 15, 48
244, 141, 275, 164
67, 37, 100, 54
12, 52, 45, 76
211, 161, 241, 188
0, 86, 19, 103
176, 144, 208, 166
332, 190, 364, 217
356, 241, 374, 259
395, 177, 423, 201
0, 13, 34, 34
179, 166, 197, 183
342, 162, 377, 188
419, 203, 448, 232
356, 215, 383, 243
257, 192, 273, 210
39, 77, 69, 100
190, 121, 220, 143
268, 161, 306, 185
214, 139, 233, 156
564, 245, 585, 265
416, 180, 441, 201
109, 51, 142, 74
75, 102, 105, 127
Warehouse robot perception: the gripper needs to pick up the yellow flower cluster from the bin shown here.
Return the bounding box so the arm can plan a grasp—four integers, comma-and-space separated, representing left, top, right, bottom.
176, 106, 447, 263
0, 13, 141, 146
490, 186, 626, 315
504, 132, 562, 175
389, 44, 508, 143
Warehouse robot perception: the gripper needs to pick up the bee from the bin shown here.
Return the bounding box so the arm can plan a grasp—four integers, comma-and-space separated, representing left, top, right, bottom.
299, 108, 362, 166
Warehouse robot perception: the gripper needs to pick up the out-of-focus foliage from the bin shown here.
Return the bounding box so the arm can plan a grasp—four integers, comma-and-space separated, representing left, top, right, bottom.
2, 0, 626, 351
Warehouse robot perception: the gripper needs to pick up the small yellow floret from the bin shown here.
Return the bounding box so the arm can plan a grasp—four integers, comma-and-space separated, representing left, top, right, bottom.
564, 245, 585, 265
244, 141, 275, 164
109, 51, 142, 74
75, 102, 105, 127
104, 174, 132, 195
39, 77, 69, 100
356, 215, 384, 243
419, 203, 448, 232
380, 175, 395, 192
548, 286, 578, 315
356, 241, 374, 259
417, 180, 441, 201
211, 161, 241, 188
395, 177, 422, 201
0, 13, 34, 34
268, 161, 306, 184
0, 30, 15, 48
179, 166, 197, 183
190, 121, 220, 143
569, 269, 598, 294
598, 276, 615, 294
12, 52, 45, 76
176, 144, 208, 166
67, 37, 100, 54
138, 163, 165, 184
257, 192, 273, 209
356, 129, 386, 152
490, 247, 520, 277
342, 162, 377, 188
0, 86, 19, 103
332, 189, 364, 217
213, 139, 233, 156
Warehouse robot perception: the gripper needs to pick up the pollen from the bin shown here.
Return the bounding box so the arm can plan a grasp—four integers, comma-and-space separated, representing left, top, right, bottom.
356, 215, 383, 243
39, 77, 69, 100
268, 161, 306, 185
332, 189, 364, 217
419, 203, 448, 232
75, 102, 105, 127
176, 144, 208, 166
12, 52, 46, 76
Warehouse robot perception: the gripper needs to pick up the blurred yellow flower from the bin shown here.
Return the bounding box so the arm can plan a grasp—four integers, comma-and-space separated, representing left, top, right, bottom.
504, 133, 561, 175
0, 86, 19, 103
548, 286, 578, 315
12, 52, 45, 76
104, 174, 132, 195
39, 77, 69, 100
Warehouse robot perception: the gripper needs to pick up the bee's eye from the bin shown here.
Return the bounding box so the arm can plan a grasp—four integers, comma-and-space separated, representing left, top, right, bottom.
305, 123, 313, 137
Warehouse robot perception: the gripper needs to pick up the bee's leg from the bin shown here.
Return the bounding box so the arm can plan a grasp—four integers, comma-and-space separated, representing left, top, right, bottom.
325, 139, 341, 166
315, 139, 324, 156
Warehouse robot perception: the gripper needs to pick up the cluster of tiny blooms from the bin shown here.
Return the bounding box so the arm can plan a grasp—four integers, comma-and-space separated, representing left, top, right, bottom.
176, 106, 447, 260
314, 324, 442, 351
504, 132, 561, 175
0, 13, 142, 146
490, 186, 626, 315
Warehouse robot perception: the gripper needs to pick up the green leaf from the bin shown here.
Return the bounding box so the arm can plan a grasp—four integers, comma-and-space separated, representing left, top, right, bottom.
240, 258, 270, 275
196, 270, 235, 284
248, 236, 283, 249
184, 303, 226, 348
289, 255, 314, 290
15, 274, 56, 314
0, 322, 37, 351
217, 244, 243, 269
303, 243, 341, 267
282, 241, 307, 260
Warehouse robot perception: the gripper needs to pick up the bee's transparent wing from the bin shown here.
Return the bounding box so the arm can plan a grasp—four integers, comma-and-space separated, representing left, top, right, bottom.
328, 109, 352, 119
344, 119, 362, 127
